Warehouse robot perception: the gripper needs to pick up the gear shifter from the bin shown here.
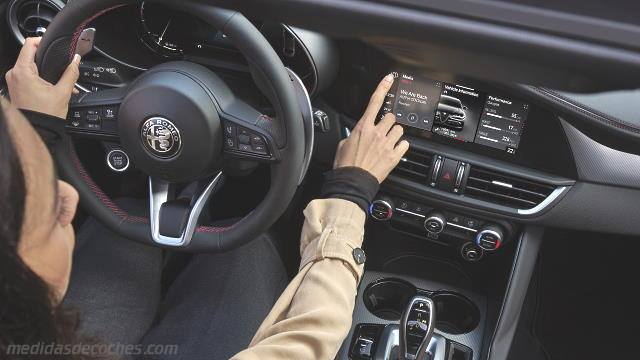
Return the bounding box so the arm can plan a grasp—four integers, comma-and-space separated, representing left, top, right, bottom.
398, 296, 436, 360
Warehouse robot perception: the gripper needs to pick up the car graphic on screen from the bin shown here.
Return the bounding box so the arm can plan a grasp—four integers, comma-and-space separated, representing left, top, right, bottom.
435, 95, 467, 131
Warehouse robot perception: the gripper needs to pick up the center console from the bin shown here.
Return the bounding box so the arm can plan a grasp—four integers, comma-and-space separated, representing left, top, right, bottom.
337, 271, 483, 360
364, 70, 574, 262
330, 70, 570, 360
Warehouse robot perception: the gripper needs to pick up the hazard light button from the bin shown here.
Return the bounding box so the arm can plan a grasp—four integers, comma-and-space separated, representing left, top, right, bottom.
436, 158, 461, 192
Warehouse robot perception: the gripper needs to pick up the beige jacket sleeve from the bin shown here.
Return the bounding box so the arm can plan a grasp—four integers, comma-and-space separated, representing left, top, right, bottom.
230, 198, 366, 360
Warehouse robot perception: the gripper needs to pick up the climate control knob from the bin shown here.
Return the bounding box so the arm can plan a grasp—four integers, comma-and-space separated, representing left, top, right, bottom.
461, 242, 483, 262
369, 198, 394, 221
424, 211, 446, 234
476, 225, 504, 251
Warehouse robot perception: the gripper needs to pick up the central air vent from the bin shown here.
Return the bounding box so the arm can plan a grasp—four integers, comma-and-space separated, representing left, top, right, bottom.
7, 0, 63, 44
392, 148, 433, 183
465, 167, 556, 209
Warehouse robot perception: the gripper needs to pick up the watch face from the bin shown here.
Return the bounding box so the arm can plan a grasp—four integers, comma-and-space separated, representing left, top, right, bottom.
352, 248, 367, 265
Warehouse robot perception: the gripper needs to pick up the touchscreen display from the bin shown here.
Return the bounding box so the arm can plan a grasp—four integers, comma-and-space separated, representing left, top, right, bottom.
382, 72, 529, 154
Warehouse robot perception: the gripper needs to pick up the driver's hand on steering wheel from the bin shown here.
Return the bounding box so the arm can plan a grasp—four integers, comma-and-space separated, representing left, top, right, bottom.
5, 37, 81, 119
334, 74, 409, 183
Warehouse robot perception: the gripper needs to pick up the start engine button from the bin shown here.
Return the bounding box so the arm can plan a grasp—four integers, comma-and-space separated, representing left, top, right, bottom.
107, 149, 130, 172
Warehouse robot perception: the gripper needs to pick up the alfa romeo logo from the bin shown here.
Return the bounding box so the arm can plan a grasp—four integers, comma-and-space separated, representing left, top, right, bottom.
140, 117, 182, 158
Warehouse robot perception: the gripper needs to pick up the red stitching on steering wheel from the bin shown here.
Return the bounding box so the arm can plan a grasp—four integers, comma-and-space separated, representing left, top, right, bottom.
67, 5, 125, 61
69, 141, 236, 233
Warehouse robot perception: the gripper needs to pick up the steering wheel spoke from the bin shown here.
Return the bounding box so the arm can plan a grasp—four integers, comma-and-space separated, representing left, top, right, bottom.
149, 172, 224, 247
66, 87, 126, 139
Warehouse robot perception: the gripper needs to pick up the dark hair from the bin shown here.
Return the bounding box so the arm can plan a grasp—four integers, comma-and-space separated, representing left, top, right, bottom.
0, 106, 83, 359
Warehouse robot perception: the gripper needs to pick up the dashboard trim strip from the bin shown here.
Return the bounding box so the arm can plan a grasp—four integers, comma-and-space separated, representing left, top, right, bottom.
447, 222, 478, 233
395, 208, 425, 218
517, 186, 569, 215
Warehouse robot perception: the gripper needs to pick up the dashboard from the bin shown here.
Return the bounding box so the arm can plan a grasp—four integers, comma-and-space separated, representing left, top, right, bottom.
3, 0, 640, 242
3, 2, 639, 360
82, 2, 337, 97
1, 0, 338, 99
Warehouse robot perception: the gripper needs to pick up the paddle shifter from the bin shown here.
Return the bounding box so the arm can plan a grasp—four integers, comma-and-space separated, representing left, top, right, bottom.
398, 296, 436, 360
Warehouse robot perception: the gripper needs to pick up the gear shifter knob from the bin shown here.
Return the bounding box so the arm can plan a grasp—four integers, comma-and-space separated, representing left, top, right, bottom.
398, 296, 436, 360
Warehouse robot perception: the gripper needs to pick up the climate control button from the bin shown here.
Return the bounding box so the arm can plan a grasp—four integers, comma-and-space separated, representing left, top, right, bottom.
476, 225, 504, 251
369, 199, 394, 221
424, 211, 446, 234
461, 242, 483, 262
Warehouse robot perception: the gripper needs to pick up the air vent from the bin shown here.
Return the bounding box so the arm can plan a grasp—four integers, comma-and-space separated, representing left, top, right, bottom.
7, 0, 63, 44
392, 148, 433, 183
465, 167, 556, 209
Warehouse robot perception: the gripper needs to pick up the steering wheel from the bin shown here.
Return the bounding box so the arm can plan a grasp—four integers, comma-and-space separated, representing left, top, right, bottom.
35, 0, 307, 252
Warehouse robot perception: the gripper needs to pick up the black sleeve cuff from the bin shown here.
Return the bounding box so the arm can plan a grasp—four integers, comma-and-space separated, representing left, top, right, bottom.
320, 167, 380, 212
20, 110, 66, 152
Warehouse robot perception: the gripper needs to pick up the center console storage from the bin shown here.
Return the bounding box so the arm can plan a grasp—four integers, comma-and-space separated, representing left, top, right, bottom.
363, 279, 416, 321
431, 292, 480, 335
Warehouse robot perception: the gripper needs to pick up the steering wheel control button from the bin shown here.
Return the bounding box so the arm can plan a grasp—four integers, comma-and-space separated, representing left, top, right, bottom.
238, 133, 251, 145
424, 211, 446, 234
224, 122, 236, 136
475, 225, 504, 251
352, 248, 366, 265
461, 242, 483, 262
369, 199, 394, 221
251, 143, 268, 154
70, 109, 83, 121
66, 105, 120, 134
86, 109, 101, 123
102, 106, 118, 120
106, 149, 130, 172
140, 117, 182, 159
223, 122, 237, 149
86, 122, 101, 130
250, 134, 263, 143
227, 125, 271, 156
